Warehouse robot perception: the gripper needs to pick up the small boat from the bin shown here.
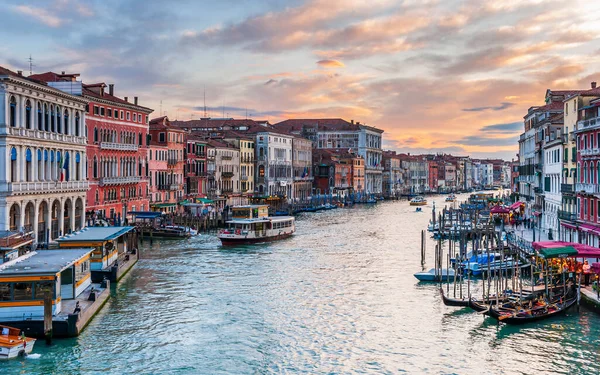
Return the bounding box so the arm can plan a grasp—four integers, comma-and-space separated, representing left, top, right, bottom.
487, 295, 578, 325
445, 194, 456, 202
164, 225, 198, 236
218, 205, 295, 245
0, 325, 36, 359
365, 199, 377, 204
410, 196, 427, 206
414, 268, 461, 282
416, 207, 422, 212
151, 227, 192, 239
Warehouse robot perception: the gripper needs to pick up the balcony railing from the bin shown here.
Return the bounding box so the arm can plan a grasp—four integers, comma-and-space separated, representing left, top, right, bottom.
561, 183, 574, 193
222, 172, 234, 178
580, 148, 600, 157
241, 157, 255, 163
240, 174, 248, 181
158, 184, 180, 191
558, 210, 577, 221
221, 155, 233, 161
99, 176, 141, 186
9, 180, 89, 193
100, 142, 138, 151
6, 127, 87, 145
576, 117, 600, 132
257, 177, 265, 184
576, 183, 600, 194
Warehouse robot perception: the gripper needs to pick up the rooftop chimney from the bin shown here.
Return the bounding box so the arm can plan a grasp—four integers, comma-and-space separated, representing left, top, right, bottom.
593, 82, 597, 89
134, 96, 138, 105
17, 70, 22, 76
124, 96, 128, 102
350, 119, 354, 124
61, 71, 65, 75
109, 84, 114, 96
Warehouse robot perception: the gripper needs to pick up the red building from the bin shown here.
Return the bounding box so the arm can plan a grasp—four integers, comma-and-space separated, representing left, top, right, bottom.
313, 149, 361, 195
428, 161, 439, 193
148, 116, 187, 213
84, 84, 153, 221
185, 135, 208, 198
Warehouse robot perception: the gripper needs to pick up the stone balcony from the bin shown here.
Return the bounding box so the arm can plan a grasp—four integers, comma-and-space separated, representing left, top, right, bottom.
576, 183, 600, 195
576, 116, 600, 133
6, 127, 87, 145
99, 176, 141, 186
100, 142, 139, 152
8, 180, 89, 194
580, 148, 600, 157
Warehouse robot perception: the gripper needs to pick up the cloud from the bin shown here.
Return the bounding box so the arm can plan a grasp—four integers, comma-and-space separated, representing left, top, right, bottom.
462, 102, 516, 112
480, 122, 523, 133
13, 5, 64, 27
317, 60, 345, 68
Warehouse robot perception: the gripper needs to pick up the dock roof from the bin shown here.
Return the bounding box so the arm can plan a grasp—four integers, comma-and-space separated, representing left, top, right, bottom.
57, 227, 135, 243
0, 249, 93, 276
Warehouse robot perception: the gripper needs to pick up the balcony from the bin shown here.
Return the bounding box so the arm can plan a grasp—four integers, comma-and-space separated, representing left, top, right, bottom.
167, 158, 178, 166
576, 117, 600, 132
580, 148, 600, 157
561, 183, 574, 193
196, 152, 206, 158
576, 183, 600, 194
99, 176, 141, 186
100, 142, 138, 151
241, 157, 255, 163
9, 180, 89, 194
6, 127, 87, 145
158, 184, 179, 191
222, 172, 234, 178
221, 155, 233, 161
240, 174, 248, 181
222, 187, 234, 193
558, 210, 577, 221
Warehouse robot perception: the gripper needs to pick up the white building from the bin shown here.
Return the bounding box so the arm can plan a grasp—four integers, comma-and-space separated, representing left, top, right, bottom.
543, 136, 563, 235
253, 129, 294, 198
0, 67, 88, 244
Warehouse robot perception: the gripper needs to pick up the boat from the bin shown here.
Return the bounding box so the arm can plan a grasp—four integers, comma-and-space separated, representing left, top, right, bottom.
462, 256, 528, 277
487, 294, 578, 325
164, 225, 198, 236
414, 268, 461, 282
218, 205, 295, 245
365, 199, 377, 204
151, 227, 192, 239
0, 325, 36, 359
416, 207, 422, 212
445, 194, 456, 202
410, 196, 427, 206
442, 288, 510, 308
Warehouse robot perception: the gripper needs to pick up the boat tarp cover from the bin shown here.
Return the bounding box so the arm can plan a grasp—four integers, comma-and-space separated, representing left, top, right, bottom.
539, 246, 578, 259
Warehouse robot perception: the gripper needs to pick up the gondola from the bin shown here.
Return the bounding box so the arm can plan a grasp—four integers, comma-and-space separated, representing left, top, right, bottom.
487, 295, 578, 325
440, 288, 470, 307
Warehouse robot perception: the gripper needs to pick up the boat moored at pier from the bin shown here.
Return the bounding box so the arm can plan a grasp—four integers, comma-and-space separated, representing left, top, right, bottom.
218, 205, 295, 245
0, 325, 36, 359
410, 196, 427, 206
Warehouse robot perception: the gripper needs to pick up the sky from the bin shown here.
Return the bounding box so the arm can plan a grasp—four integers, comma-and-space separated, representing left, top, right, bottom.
2, 0, 600, 160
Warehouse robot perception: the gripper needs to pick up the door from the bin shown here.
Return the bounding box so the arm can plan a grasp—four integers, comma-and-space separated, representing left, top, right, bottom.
60, 267, 75, 299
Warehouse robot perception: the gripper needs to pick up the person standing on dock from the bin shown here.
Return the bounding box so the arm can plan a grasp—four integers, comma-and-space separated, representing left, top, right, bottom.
583, 260, 591, 286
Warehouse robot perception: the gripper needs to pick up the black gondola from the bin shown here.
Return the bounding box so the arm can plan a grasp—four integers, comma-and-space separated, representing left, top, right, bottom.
440, 288, 469, 307
487, 295, 578, 325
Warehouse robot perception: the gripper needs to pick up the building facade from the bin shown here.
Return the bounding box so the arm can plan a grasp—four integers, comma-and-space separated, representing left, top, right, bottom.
254, 130, 293, 198
292, 137, 313, 202
0, 67, 88, 243
184, 136, 208, 198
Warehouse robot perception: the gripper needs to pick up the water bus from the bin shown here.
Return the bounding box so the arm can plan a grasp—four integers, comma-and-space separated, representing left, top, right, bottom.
409, 196, 428, 206
218, 205, 295, 245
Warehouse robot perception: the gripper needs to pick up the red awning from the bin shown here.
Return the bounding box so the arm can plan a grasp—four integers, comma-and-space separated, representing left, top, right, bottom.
533, 241, 600, 258
561, 222, 577, 230
579, 223, 600, 235
490, 206, 510, 214
509, 202, 523, 210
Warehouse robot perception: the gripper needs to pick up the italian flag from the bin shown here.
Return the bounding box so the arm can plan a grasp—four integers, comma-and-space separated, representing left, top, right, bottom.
59, 154, 69, 182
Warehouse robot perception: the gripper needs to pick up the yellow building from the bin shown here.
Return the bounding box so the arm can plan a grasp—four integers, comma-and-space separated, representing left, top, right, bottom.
223, 133, 255, 194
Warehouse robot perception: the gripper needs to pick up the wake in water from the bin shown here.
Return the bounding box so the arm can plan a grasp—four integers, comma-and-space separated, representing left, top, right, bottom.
26, 353, 42, 359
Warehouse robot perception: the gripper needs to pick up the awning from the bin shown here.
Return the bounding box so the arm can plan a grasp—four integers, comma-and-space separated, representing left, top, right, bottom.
561, 222, 577, 230
539, 246, 578, 259
197, 198, 214, 204
490, 206, 510, 214
151, 203, 177, 208
534, 241, 600, 258
579, 223, 600, 235
178, 199, 189, 205
509, 202, 523, 210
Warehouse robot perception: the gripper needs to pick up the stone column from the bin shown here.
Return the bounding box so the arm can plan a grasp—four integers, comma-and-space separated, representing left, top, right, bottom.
80, 195, 86, 229
32, 148, 38, 182
46, 200, 52, 242
57, 198, 65, 238
69, 196, 76, 233
19, 200, 25, 232
33, 199, 39, 244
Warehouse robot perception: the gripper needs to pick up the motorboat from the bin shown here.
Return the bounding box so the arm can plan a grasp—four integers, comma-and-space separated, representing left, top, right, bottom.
445, 194, 456, 202
0, 325, 36, 359
414, 268, 461, 282
410, 196, 427, 206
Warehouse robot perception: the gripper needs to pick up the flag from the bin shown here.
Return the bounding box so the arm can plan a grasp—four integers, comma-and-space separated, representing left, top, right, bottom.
60, 153, 69, 182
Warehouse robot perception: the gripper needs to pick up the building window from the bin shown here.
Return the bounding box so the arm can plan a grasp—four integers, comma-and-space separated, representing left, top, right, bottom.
159, 132, 165, 142
126, 112, 130, 121
107, 108, 112, 117
120, 110, 124, 120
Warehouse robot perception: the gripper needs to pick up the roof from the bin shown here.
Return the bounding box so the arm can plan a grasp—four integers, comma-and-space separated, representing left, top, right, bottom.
56, 226, 134, 243
274, 118, 359, 132
83, 85, 153, 112
0, 249, 93, 276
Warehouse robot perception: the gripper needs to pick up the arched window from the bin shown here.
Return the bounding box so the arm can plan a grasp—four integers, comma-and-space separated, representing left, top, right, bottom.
56, 106, 62, 134
37, 150, 43, 180
93, 156, 98, 178
50, 105, 55, 132
584, 162, 588, 183
75, 152, 81, 181
44, 104, 49, 131
9, 96, 16, 127
63, 109, 69, 134
591, 162, 595, 186
75, 112, 80, 136
94, 127, 98, 143
37, 102, 43, 130
25, 100, 32, 129
25, 148, 32, 182
10, 147, 17, 182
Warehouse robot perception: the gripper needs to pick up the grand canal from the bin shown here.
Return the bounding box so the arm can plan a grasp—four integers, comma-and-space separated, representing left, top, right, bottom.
7, 196, 600, 374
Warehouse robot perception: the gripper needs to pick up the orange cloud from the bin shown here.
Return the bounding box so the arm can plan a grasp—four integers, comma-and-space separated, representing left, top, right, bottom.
316, 60, 345, 68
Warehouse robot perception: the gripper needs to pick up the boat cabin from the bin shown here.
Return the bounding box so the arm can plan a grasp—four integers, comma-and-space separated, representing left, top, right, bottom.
232, 205, 269, 220
56, 227, 136, 273
0, 231, 35, 264
0, 249, 92, 321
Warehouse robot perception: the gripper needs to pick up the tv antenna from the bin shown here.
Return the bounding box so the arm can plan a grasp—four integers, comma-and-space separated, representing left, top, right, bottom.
27, 55, 34, 75
203, 85, 207, 118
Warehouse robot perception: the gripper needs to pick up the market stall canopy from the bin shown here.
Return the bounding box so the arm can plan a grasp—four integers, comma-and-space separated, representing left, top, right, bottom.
490, 206, 510, 214
533, 241, 600, 258
198, 198, 213, 204
509, 202, 523, 210
538, 246, 578, 259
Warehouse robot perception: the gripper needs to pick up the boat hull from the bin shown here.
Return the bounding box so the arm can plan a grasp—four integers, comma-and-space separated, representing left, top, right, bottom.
410, 202, 427, 206
487, 296, 577, 325
0, 339, 35, 359
219, 232, 294, 246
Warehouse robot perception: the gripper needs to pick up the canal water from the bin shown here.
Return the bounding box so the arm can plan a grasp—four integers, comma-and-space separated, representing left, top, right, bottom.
7, 196, 600, 374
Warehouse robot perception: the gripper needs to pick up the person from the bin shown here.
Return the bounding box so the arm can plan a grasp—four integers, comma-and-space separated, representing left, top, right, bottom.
583, 260, 591, 286
73, 301, 81, 315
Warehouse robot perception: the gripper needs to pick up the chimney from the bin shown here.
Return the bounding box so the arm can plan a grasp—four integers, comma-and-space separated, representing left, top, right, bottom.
109, 84, 114, 96
134, 96, 138, 105
17, 70, 22, 76
592, 82, 597, 89
124, 96, 128, 102
61, 71, 65, 75
350, 119, 354, 124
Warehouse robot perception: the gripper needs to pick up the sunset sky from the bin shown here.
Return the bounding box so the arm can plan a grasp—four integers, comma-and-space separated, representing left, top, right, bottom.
2, 0, 600, 160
